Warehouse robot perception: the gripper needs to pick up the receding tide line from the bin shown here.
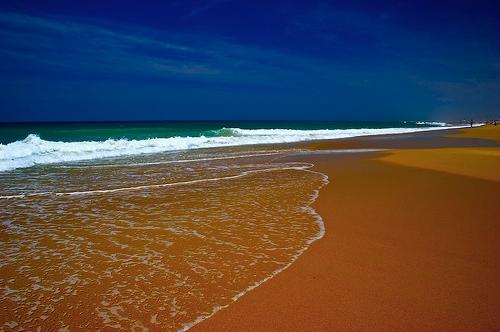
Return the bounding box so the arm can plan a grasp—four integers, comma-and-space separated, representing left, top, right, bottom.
57, 150, 294, 168
180, 165, 329, 331
0, 162, 314, 199
292, 148, 388, 155
0, 157, 330, 332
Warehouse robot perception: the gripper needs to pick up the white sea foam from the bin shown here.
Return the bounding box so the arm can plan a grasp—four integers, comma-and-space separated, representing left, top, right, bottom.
57, 151, 290, 168
0, 162, 313, 199
0, 125, 468, 172
180, 166, 329, 332
416, 121, 448, 126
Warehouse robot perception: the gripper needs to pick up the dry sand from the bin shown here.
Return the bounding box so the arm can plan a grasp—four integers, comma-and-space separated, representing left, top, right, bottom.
193, 126, 500, 331
450, 124, 500, 142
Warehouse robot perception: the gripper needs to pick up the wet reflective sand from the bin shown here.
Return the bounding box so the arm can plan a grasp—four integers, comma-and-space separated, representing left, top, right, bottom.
0, 147, 326, 331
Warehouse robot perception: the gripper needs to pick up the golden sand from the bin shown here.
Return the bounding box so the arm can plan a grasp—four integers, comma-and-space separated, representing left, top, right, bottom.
381, 148, 500, 182
194, 129, 500, 331
381, 126, 500, 181
2, 126, 499, 331
450, 124, 500, 141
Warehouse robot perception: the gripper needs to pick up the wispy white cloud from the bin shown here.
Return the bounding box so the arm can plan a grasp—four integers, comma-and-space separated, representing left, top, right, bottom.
0, 11, 358, 88
0, 12, 213, 76
177, 0, 234, 20
0, 9, 499, 119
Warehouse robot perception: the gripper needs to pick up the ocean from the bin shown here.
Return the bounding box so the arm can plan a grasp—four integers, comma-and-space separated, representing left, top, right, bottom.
0, 120, 460, 330
0, 121, 453, 172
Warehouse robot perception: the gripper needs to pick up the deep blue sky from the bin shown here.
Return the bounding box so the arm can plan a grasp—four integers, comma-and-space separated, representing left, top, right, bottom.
0, 0, 499, 121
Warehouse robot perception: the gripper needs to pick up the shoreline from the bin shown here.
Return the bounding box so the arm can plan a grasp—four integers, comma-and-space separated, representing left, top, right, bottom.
2, 125, 498, 330
181, 164, 330, 331
192, 125, 500, 331
0, 124, 476, 173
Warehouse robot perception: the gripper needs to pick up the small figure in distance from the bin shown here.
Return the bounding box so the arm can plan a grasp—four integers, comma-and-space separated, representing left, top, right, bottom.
470, 119, 473, 128
494, 119, 497, 126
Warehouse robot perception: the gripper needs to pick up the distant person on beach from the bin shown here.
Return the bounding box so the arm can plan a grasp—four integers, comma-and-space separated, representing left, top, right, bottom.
470, 119, 473, 127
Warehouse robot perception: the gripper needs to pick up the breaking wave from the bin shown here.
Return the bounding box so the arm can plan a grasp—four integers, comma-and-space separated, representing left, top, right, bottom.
0, 125, 466, 172
415, 121, 447, 126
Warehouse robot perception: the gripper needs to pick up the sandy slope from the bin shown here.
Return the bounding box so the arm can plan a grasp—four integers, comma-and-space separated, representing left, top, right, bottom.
193, 126, 500, 331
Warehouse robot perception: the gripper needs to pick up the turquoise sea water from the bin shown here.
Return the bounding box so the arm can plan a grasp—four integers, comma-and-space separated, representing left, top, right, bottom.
0, 120, 457, 172
0, 121, 445, 144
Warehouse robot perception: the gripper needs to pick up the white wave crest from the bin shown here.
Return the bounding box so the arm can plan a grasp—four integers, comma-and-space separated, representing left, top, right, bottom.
416, 121, 448, 126
0, 126, 467, 172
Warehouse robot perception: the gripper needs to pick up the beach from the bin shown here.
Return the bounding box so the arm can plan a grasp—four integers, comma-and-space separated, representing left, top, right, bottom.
2, 1, 499, 330
1, 124, 499, 331
194, 125, 500, 331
